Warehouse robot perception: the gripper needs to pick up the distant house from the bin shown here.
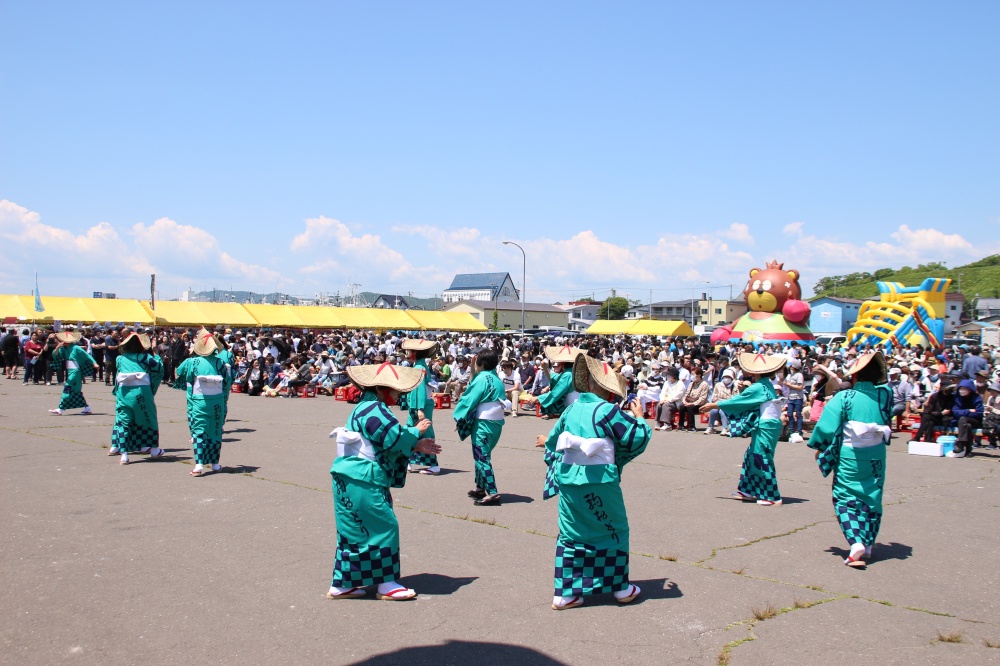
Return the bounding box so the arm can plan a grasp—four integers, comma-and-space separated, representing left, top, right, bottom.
443, 300, 566, 330
442, 273, 519, 304
372, 294, 410, 310
809, 296, 866, 334
974, 298, 1000, 320
944, 293, 966, 333
625, 300, 698, 326
559, 300, 603, 332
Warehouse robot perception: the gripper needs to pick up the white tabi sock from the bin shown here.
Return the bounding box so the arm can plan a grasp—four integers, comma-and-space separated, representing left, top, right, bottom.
120, 453, 129, 463
211, 464, 221, 472
427, 466, 441, 473
329, 585, 358, 595
552, 596, 582, 608
848, 543, 865, 561
139, 447, 151, 453
614, 584, 640, 600
377, 581, 405, 595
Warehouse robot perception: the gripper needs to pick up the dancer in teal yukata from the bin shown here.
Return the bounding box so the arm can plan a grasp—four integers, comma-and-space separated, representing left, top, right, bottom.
214, 332, 235, 422
523, 346, 583, 420
808, 351, 893, 568
537, 353, 651, 610
326, 362, 439, 601
48, 331, 99, 415
453, 348, 508, 505
702, 352, 788, 506
173, 329, 229, 477
402, 338, 442, 475
110, 332, 165, 465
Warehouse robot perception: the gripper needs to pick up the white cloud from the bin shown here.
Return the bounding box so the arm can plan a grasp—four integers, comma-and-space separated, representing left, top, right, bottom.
391, 225, 485, 261
131, 217, 282, 284
291, 216, 414, 282
720, 222, 754, 244
783, 221, 804, 235
0, 199, 149, 279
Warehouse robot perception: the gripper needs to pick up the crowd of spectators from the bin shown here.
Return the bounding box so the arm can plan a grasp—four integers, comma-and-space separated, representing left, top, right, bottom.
2, 325, 997, 451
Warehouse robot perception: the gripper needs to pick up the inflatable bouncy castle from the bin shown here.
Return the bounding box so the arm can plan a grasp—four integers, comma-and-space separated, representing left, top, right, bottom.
847, 277, 951, 349
711, 260, 815, 346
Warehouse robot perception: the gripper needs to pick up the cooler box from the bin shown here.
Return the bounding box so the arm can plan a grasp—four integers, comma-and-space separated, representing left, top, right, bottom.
908, 436, 955, 457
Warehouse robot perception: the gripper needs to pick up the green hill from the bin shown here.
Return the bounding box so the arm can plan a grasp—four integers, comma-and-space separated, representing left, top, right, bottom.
811, 256, 1000, 304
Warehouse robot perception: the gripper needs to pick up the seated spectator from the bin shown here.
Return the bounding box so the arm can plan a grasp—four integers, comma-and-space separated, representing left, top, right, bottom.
946, 380, 984, 458
655, 367, 685, 431
679, 367, 710, 431
705, 368, 737, 435
912, 376, 955, 442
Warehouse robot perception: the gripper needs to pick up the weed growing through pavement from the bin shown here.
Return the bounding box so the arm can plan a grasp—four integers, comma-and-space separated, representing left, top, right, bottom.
984, 639, 1000, 649
936, 630, 965, 644
751, 603, 779, 621
659, 554, 678, 561
732, 566, 746, 575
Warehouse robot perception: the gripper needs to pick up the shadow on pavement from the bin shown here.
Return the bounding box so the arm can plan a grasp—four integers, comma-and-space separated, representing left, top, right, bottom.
351, 641, 566, 666
825, 542, 913, 562
222, 465, 261, 474
224, 427, 256, 434
402, 573, 478, 596
497, 493, 533, 504
631, 578, 683, 602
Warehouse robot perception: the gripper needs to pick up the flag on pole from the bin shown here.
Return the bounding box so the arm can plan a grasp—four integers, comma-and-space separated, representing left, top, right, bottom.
34, 272, 44, 312
150, 274, 156, 311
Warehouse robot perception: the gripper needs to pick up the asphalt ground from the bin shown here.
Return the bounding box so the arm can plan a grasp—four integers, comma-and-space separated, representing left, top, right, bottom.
2, 378, 999, 665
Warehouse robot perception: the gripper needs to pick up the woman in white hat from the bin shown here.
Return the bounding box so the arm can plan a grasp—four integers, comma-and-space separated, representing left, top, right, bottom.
807, 351, 892, 568
521, 346, 583, 420
535, 354, 651, 610
401, 338, 442, 475
109, 332, 165, 464
701, 352, 788, 506
48, 332, 99, 416
173, 329, 232, 477
327, 362, 439, 601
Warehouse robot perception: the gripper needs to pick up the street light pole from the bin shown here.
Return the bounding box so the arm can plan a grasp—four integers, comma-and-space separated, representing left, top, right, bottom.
502, 241, 526, 333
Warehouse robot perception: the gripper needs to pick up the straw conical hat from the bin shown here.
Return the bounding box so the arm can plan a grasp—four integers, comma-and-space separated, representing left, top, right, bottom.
54, 331, 81, 344
401, 338, 439, 353
347, 362, 423, 393
193, 328, 220, 356
737, 352, 787, 375
573, 353, 627, 398
120, 332, 152, 351
844, 350, 887, 385
544, 345, 583, 364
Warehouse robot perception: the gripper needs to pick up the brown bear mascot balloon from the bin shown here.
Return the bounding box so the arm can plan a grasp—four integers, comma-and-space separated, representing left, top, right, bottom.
710, 260, 815, 346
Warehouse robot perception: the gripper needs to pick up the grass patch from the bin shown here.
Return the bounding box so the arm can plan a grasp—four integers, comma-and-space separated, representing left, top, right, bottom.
717, 636, 754, 665
936, 630, 965, 644
469, 516, 497, 526
871, 599, 893, 607
984, 639, 1000, 649
731, 566, 746, 575
659, 554, 678, 562
751, 603, 779, 621
717, 649, 731, 666
792, 598, 815, 609
805, 584, 824, 591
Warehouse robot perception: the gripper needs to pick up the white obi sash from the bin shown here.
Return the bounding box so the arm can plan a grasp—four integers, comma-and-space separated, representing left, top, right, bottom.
842, 421, 891, 449
116, 372, 150, 387
760, 397, 786, 421
556, 432, 615, 466
330, 427, 377, 461
65, 360, 79, 370
565, 391, 581, 406
476, 401, 506, 420
192, 375, 224, 396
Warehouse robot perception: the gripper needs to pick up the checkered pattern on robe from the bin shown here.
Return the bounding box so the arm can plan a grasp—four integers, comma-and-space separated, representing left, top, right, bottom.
834, 498, 883, 547
331, 538, 401, 588
554, 540, 630, 597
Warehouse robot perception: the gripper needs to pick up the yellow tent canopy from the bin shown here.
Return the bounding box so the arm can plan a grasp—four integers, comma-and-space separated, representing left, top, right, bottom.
13, 295, 95, 324
243, 304, 307, 328
404, 310, 486, 332
0, 294, 34, 321
79, 297, 155, 325
585, 319, 695, 336
442, 311, 488, 332
625, 320, 695, 337
286, 306, 346, 329
585, 320, 635, 335
370, 309, 420, 330
142, 301, 214, 327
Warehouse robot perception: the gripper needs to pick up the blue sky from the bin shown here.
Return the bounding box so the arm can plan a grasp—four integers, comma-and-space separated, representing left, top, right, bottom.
2, 1, 998, 304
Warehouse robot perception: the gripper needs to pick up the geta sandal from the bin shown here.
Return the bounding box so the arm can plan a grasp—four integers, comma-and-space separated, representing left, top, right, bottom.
474, 494, 501, 506
326, 587, 366, 599
552, 596, 584, 611
376, 587, 417, 601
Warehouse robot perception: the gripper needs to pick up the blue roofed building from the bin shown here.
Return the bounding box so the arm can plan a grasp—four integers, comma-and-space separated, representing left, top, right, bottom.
809, 296, 867, 334
442, 272, 519, 304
